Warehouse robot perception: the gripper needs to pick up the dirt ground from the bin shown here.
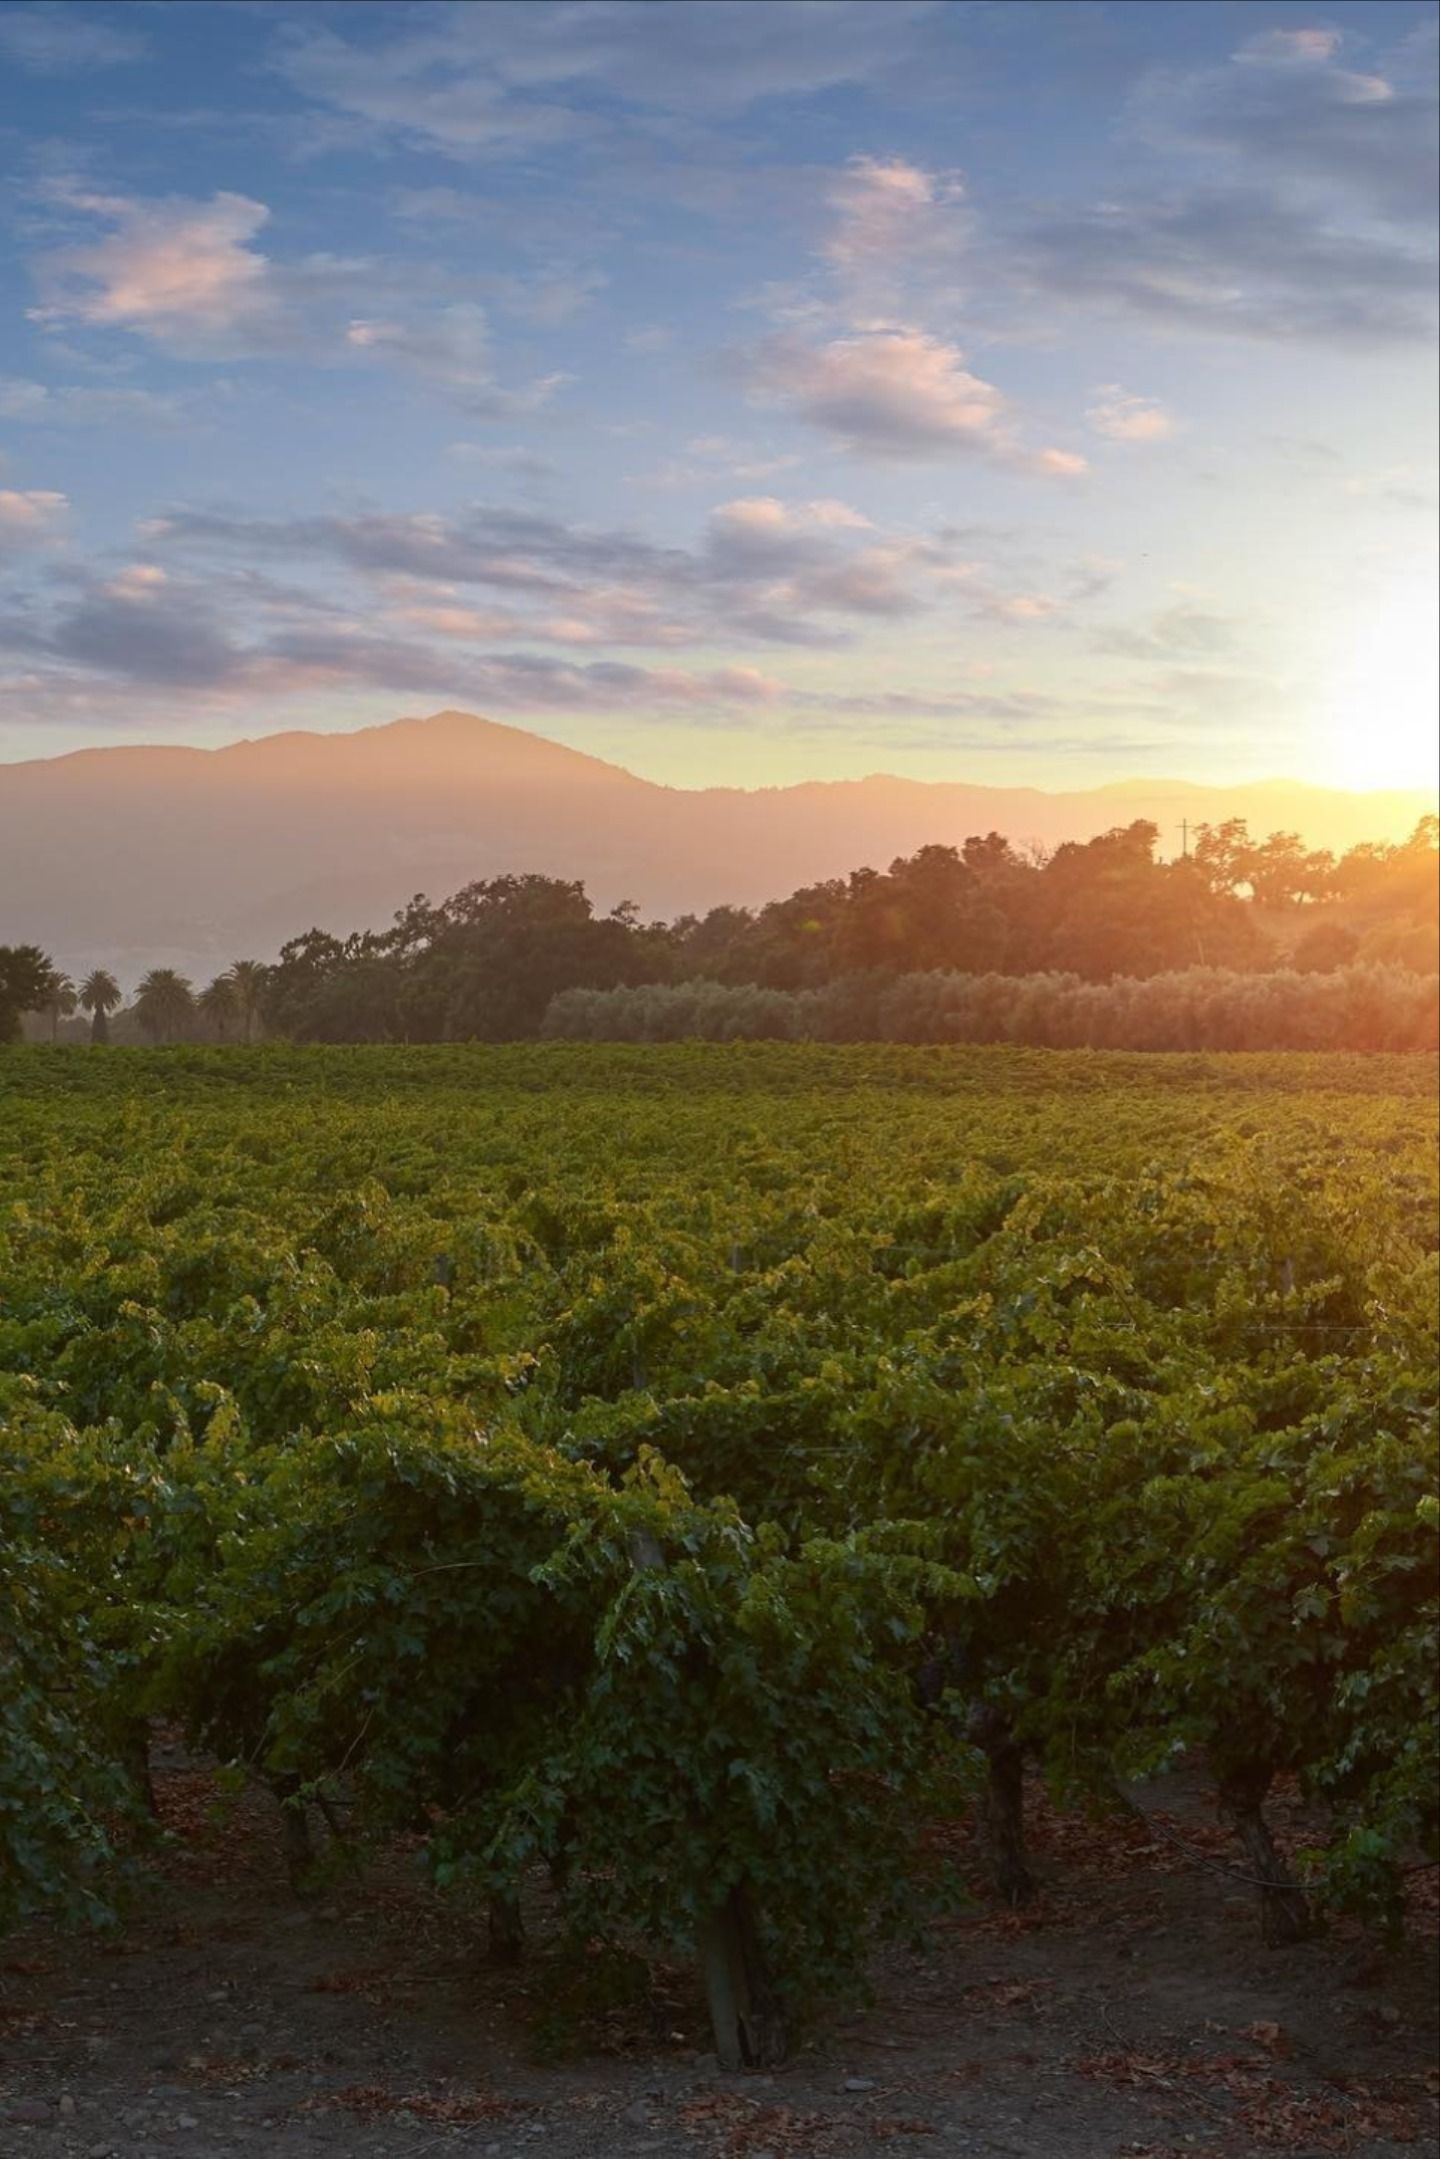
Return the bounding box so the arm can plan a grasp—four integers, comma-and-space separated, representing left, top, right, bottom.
2, 1746, 1435, 2159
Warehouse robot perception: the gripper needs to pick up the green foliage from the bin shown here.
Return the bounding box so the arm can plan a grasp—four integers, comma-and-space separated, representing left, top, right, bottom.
518, 1468, 968, 2007
133, 968, 197, 1044
546, 962, 1439, 1050
0, 1394, 152, 1926
0, 1042, 1434, 2010
189, 816, 1440, 1045
0, 945, 57, 1044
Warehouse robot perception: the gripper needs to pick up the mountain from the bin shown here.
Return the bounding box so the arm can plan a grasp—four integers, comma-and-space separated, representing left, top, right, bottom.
1, 710, 1432, 983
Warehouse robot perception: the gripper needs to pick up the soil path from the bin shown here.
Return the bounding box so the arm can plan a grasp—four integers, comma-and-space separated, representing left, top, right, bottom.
3, 1752, 1435, 2159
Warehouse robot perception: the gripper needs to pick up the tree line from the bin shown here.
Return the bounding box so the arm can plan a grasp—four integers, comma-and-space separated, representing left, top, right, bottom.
0, 955, 267, 1047
545, 962, 1440, 1051
3, 812, 1435, 1048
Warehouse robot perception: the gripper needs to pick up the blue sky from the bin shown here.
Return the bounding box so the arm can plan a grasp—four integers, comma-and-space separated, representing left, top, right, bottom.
0, 0, 1435, 787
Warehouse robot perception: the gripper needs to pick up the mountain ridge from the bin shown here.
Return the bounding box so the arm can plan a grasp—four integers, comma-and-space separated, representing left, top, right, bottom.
2, 710, 1432, 982
6, 709, 1410, 804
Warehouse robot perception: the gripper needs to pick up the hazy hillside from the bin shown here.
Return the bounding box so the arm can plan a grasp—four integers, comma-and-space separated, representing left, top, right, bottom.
2, 710, 1432, 981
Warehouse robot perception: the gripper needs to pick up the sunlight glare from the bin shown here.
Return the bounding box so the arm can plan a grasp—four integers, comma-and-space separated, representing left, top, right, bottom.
1323, 573, 1440, 790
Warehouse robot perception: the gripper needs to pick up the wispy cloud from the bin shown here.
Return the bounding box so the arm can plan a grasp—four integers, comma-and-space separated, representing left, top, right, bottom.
0, 489, 68, 548
1086, 386, 1176, 444
0, 488, 1112, 732
270, 1, 938, 156
0, 376, 191, 430
822, 153, 970, 315
1142, 21, 1439, 223
0, 552, 1069, 731
1018, 185, 1436, 346
736, 149, 1084, 474
141, 496, 971, 648
1093, 601, 1243, 662
24, 184, 576, 414
1020, 23, 1439, 348
346, 306, 567, 415
447, 444, 559, 489
0, 5, 145, 74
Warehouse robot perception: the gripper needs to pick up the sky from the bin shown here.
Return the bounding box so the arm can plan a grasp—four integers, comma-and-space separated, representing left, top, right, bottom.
0, 0, 1436, 792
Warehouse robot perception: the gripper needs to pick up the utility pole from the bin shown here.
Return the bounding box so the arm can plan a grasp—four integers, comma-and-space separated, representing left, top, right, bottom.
1179, 818, 1190, 860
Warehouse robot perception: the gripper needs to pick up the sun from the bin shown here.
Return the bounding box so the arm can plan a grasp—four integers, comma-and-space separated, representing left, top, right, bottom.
1322, 573, 1440, 791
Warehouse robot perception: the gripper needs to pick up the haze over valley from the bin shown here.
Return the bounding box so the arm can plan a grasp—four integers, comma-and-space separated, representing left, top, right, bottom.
3, 708, 1432, 980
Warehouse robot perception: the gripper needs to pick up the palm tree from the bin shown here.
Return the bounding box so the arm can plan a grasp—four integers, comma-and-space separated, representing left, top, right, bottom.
225, 959, 268, 1044
198, 973, 239, 1041
43, 971, 77, 1042
78, 968, 122, 1046
134, 968, 196, 1045
0, 944, 55, 1044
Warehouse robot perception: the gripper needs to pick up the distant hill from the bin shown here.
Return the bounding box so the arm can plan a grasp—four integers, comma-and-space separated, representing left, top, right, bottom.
1, 709, 1433, 982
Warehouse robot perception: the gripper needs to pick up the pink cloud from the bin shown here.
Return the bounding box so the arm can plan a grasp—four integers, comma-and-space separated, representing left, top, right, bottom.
1238, 28, 1344, 64
31, 190, 276, 348
824, 154, 964, 271
749, 328, 1008, 456
1086, 387, 1176, 444
709, 495, 871, 538
0, 487, 68, 545
750, 328, 1085, 476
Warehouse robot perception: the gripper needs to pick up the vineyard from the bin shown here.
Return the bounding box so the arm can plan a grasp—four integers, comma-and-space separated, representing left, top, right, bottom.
2, 1042, 1437, 2155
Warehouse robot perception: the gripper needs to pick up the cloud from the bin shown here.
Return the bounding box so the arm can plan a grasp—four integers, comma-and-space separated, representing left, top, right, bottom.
1093, 602, 1242, 661
271, 1, 938, 156
624, 325, 677, 355
823, 153, 968, 279
1343, 464, 1439, 514
628, 436, 803, 490
101, 564, 169, 598
0, 560, 1066, 732
1142, 22, 1439, 223
29, 189, 282, 353
748, 329, 1006, 457
1240, 29, 1343, 65
2, 567, 245, 685
0, 497, 1112, 742
747, 327, 1085, 472
1032, 448, 1089, 477
0, 560, 790, 713
125, 493, 1032, 657
704, 500, 943, 622
734, 159, 1081, 474
0, 6, 145, 72
0, 489, 68, 547
346, 305, 567, 415
826, 155, 938, 261
800, 546, 936, 617
133, 495, 1109, 672
1086, 386, 1176, 443
271, 20, 582, 159
809, 152, 974, 328
0, 375, 191, 430
1006, 26, 1437, 349
707, 494, 871, 553
785, 683, 1061, 728
24, 186, 577, 413
486, 268, 606, 327
1020, 186, 1436, 346
447, 444, 558, 487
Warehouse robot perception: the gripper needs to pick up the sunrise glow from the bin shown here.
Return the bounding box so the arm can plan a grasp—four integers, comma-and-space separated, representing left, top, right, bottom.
1324, 575, 1440, 790
0, 0, 1434, 797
